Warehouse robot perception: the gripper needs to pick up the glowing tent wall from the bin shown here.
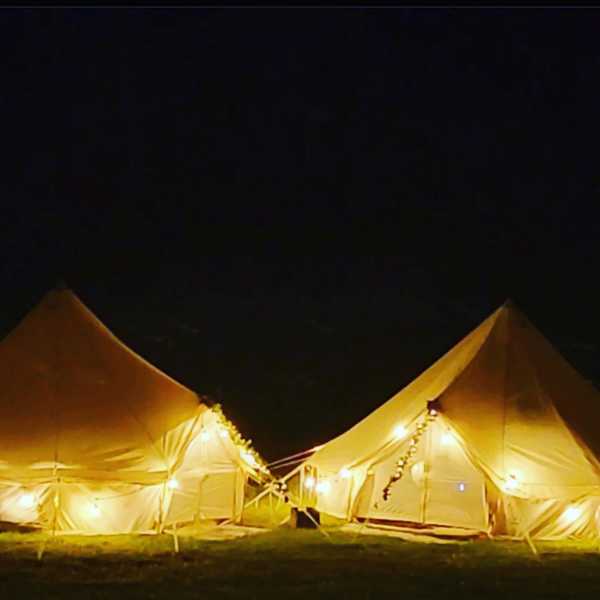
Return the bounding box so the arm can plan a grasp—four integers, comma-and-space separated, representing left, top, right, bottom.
301, 302, 600, 540
0, 289, 263, 534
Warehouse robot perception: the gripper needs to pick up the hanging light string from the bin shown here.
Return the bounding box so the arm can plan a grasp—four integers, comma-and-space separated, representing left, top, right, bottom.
382, 400, 441, 502
210, 404, 272, 482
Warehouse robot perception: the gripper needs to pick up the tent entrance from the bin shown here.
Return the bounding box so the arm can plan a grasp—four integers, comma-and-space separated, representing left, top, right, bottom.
356, 419, 488, 531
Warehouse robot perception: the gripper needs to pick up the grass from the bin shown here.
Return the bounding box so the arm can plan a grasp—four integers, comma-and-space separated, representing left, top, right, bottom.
1, 525, 600, 599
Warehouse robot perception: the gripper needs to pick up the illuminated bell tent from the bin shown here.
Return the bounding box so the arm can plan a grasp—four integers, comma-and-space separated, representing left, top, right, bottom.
298, 301, 600, 540
0, 288, 268, 534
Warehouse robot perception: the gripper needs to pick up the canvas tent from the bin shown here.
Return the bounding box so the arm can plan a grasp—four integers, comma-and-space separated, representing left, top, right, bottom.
0, 288, 267, 534
299, 302, 600, 540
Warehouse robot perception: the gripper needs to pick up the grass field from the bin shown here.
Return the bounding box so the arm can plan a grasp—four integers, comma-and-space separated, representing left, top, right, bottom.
1, 525, 600, 599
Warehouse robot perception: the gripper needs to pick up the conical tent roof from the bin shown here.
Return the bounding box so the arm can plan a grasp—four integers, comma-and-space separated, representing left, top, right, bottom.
0, 288, 205, 482
309, 302, 600, 500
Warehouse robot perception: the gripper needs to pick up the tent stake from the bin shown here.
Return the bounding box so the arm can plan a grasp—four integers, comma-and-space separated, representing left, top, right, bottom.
299, 508, 333, 542
36, 539, 47, 561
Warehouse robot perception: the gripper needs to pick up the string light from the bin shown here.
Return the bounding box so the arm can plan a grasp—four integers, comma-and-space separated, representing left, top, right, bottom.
441, 431, 454, 446
316, 480, 331, 495
18, 493, 36, 509
393, 425, 407, 440
339, 468, 352, 479
382, 402, 440, 501
200, 429, 211, 442
167, 477, 179, 490
88, 502, 101, 518
563, 505, 582, 523
457, 482, 466, 493
502, 474, 519, 492
210, 404, 270, 478
304, 476, 315, 489
241, 451, 258, 468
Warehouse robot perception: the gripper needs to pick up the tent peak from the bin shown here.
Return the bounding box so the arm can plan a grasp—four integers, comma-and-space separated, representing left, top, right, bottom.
497, 298, 521, 315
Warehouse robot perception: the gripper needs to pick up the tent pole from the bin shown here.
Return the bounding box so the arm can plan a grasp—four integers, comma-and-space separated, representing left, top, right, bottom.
172, 521, 180, 554
524, 531, 540, 558
420, 424, 433, 525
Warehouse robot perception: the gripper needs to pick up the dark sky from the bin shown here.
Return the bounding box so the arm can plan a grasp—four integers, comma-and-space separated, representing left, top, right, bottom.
2, 8, 599, 460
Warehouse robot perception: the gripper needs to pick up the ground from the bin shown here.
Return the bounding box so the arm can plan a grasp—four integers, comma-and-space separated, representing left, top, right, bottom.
1, 526, 600, 599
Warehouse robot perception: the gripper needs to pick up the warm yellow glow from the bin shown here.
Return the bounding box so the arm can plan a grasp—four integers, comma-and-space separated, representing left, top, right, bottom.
429, 409, 438, 417
304, 476, 315, 489
218, 427, 230, 439
241, 451, 258, 468
18, 493, 36, 509
563, 505, 582, 523
502, 475, 519, 492
441, 431, 454, 446
339, 467, 352, 479
393, 425, 407, 440
167, 477, 179, 490
411, 461, 425, 486
316, 480, 331, 495
88, 502, 101, 518
200, 430, 211, 442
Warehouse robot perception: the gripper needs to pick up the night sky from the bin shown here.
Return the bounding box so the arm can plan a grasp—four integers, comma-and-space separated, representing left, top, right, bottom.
2, 9, 599, 461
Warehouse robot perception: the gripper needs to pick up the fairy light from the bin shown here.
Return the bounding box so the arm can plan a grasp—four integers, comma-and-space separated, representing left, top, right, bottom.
393, 425, 407, 440
88, 502, 101, 518
441, 431, 454, 446
167, 477, 179, 490
209, 403, 271, 478
339, 467, 352, 479
502, 474, 519, 492
241, 451, 259, 468
563, 505, 582, 523
200, 429, 211, 442
382, 401, 440, 502
304, 476, 315, 489
457, 482, 466, 493
316, 480, 331, 495
18, 493, 36, 509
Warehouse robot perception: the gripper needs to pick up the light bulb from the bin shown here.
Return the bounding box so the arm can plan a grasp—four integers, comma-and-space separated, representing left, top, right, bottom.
200, 430, 211, 442
339, 468, 351, 479
503, 475, 519, 492
457, 482, 466, 493
393, 425, 407, 440
563, 505, 582, 523
218, 428, 229, 439
89, 503, 101, 518
304, 476, 315, 489
18, 493, 36, 509
316, 480, 331, 495
441, 431, 454, 446
167, 477, 179, 490
241, 451, 258, 468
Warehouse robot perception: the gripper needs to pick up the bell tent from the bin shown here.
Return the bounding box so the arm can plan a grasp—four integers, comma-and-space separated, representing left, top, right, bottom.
299, 301, 600, 540
0, 288, 268, 534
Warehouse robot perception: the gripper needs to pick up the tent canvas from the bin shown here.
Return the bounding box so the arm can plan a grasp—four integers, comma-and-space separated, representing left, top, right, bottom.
0, 288, 266, 534
301, 302, 600, 540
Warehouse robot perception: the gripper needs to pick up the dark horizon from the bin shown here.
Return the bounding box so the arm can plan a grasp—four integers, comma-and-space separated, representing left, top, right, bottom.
2, 8, 599, 461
